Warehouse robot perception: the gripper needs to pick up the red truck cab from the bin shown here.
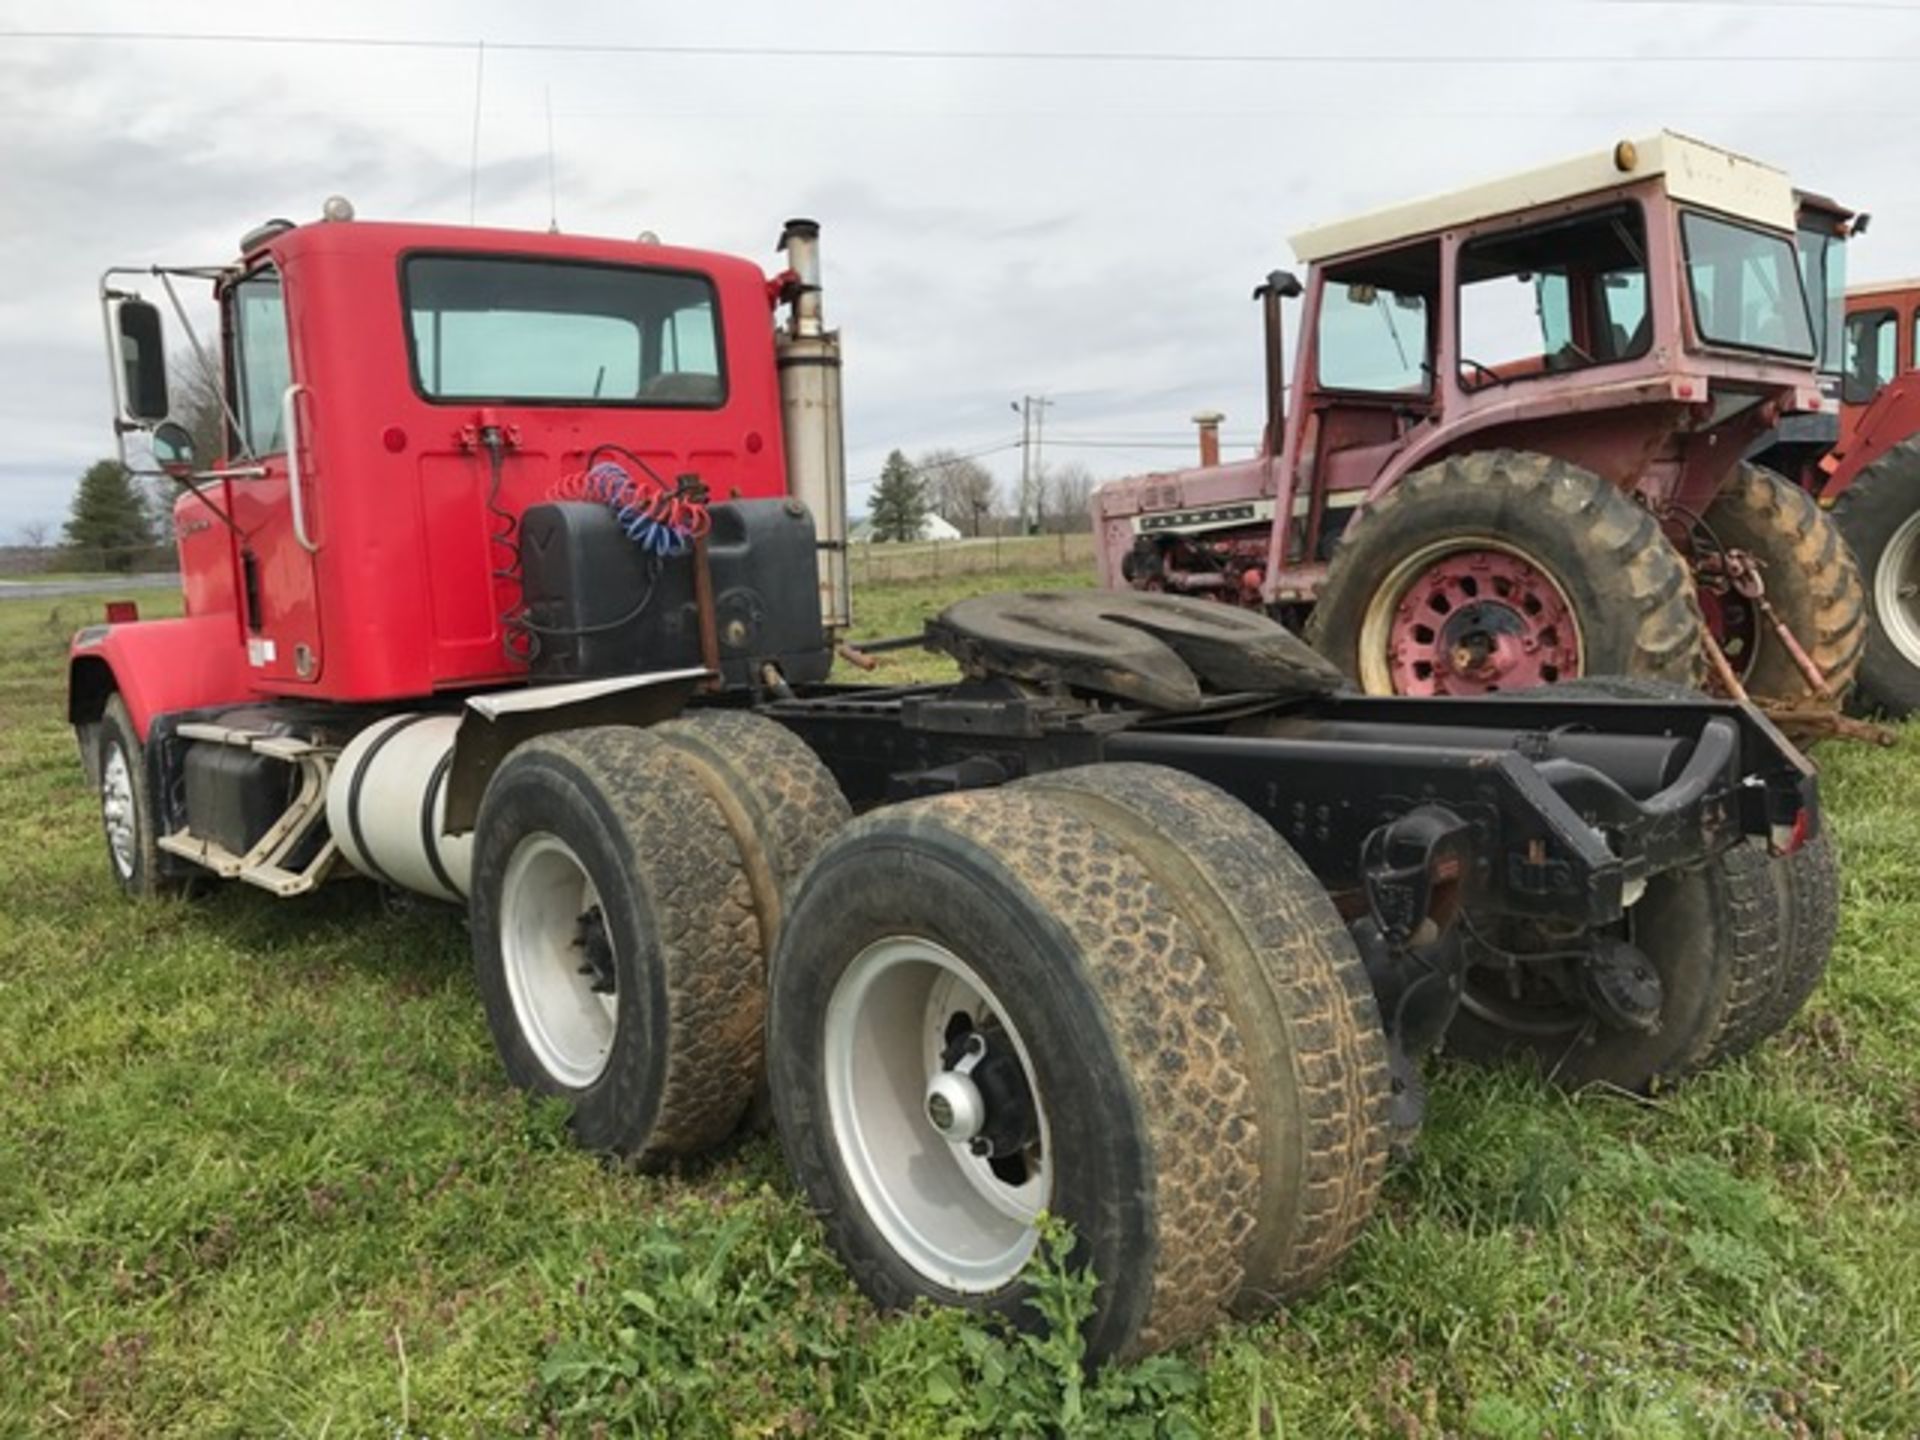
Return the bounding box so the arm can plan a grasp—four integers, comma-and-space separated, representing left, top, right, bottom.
80, 214, 798, 738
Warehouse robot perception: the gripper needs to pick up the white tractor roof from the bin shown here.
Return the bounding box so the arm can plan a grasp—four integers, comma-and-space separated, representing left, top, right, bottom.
1290, 131, 1797, 264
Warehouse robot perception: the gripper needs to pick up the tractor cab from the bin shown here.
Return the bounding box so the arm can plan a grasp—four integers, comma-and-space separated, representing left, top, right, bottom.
1269, 131, 1826, 595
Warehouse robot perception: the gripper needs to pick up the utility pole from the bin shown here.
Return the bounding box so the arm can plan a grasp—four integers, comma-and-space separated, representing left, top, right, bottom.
1010, 394, 1054, 534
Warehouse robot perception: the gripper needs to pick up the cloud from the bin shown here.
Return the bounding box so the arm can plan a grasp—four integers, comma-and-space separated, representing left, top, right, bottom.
4, 0, 1919, 542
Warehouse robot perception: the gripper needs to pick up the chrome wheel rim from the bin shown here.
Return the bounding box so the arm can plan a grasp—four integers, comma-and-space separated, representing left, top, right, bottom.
823, 937, 1051, 1293
1876, 508, 1920, 668
101, 742, 136, 879
499, 832, 617, 1089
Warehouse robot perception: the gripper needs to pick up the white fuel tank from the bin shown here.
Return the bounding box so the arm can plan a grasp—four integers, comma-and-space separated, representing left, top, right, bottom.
325, 713, 472, 902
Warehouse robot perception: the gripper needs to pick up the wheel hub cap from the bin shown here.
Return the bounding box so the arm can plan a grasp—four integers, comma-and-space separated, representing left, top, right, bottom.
1385, 546, 1581, 695
1877, 507, 1920, 668
498, 832, 618, 1089
102, 743, 136, 878
824, 938, 1052, 1293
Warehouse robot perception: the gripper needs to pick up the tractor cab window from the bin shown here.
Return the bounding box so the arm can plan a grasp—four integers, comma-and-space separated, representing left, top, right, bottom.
1457, 204, 1650, 388
1315, 242, 1435, 394
1679, 212, 1816, 359
1843, 308, 1896, 404
1796, 221, 1848, 375
230, 269, 292, 457
403, 255, 726, 407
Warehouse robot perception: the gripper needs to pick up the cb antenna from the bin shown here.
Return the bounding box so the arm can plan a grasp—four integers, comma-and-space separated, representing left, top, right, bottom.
545, 85, 559, 233
467, 38, 486, 224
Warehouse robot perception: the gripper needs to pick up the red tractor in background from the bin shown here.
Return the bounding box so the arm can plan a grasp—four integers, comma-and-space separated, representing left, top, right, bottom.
76, 196, 1836, 1364
1093, 133, 1867, 731
1751, 257, 1920, 717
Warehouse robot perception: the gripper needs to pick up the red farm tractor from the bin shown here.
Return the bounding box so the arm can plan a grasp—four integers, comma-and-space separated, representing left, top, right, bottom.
80, 198, 1835, 1362
1752, 243, 1920, 717
1094, 133, 1867, 733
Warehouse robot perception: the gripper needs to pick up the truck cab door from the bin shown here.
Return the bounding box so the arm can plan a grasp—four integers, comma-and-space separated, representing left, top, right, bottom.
224, 267, 324, 684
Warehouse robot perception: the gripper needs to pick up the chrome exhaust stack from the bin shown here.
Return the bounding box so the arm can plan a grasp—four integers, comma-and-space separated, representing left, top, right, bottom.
775, 219, 851, 635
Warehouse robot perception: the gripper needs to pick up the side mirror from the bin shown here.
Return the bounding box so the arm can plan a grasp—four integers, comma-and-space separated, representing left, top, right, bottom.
112, 298, 170, 425
150, 420, 196, 477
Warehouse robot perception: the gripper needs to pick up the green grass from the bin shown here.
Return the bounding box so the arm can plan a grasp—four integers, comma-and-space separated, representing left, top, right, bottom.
3, 580, 1918, 1437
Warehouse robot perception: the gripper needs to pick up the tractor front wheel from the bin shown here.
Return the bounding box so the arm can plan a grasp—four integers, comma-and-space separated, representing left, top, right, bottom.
1308, 450, 1704, 695
1831, 440, 1920, 716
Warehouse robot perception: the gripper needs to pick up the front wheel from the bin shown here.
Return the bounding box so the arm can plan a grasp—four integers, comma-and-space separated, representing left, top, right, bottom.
1832, 442, 1920, 716
1308, 450, 1704, 695
94, 696, 176, 898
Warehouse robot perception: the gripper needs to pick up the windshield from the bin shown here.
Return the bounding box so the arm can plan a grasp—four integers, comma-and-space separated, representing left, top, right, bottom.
1679, 212, 1816, 359
1796, 222, 1848, 375
403, 255, 725, 406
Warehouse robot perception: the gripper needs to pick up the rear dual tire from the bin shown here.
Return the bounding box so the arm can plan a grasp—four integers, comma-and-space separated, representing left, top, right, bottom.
1447, 675, 1837, 1088
470, 716, 847, 1166
768, 769, 1393, 1361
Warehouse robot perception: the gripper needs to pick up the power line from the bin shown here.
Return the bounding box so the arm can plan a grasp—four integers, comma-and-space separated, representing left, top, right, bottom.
2, 28, 1915, 63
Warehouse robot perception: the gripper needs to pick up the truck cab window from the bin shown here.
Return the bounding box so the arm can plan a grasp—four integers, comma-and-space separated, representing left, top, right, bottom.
231, 270, 292, 457
403, 255, 725, 406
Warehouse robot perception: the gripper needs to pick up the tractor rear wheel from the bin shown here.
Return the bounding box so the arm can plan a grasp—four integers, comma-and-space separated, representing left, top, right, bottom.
1696, 463, 1865, 709
1831, 440, 1920, 717
767, 786, 1270, 1361
470, 726, 764, 1166
1016, 763, 1393, 1312
1307, 450, 1704, 696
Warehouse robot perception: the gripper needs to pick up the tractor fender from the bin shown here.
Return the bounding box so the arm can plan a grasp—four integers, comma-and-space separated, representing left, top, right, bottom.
68, 615, 254, 744
1819, 373, 1920, 501
439, 668, 707, 835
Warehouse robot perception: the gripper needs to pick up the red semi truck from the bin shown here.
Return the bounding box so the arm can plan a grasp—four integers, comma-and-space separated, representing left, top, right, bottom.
77, 199, 1833, 1361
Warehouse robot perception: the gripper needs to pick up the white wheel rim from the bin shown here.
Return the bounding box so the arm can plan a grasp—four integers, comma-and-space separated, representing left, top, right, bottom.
823, 937, 1052, 1293
1876, 507, 1920, 668
102, 742, 136, 879
499, 832, 617, 1089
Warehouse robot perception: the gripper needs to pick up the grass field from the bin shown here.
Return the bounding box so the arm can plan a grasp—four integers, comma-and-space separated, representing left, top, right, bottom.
2, 575, 1917, 1438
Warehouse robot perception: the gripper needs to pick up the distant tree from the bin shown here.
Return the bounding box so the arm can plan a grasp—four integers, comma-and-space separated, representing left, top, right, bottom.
1035, 460, 1099, 533
169, 344, 228, 469
63, 458, 155, 572
867, 449, 929, 542
917, 448, 998, 536
14, 519, 50, 548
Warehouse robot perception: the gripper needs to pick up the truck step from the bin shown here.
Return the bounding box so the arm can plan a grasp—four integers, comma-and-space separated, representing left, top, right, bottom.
160, 742, 338, 895
176, 720, 326, 759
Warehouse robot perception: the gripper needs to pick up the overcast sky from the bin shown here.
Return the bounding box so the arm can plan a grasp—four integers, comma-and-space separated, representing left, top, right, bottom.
4, 0, 1920, 538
